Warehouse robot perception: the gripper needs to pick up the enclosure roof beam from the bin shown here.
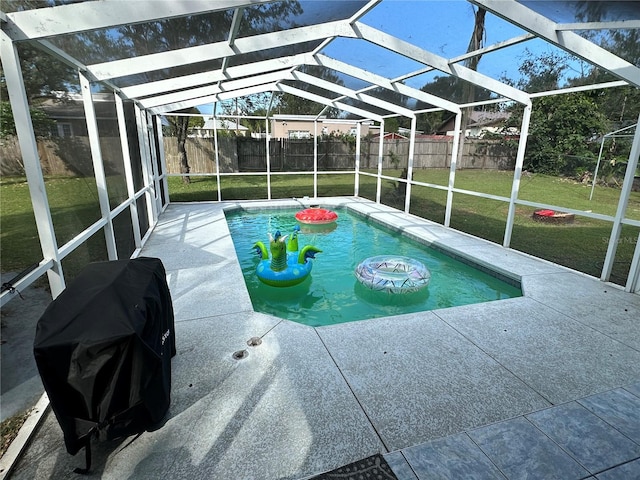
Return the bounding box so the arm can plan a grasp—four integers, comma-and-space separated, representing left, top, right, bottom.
605, 123, 638, 137
278, 84, 384, 122
124, 47, 457, 115
529, 80, 629, 98
289, 0, 379, 69
555, 20, 640, 31
290, 70, 416, 118
219, 6, 245, 78
353, 22, 531, 106
348, 0, 382, 23
119, 53, 313, 99
4, 34, 122, 98
149, 72, 382, 121
472, 0, 640, 88
139, 69, 294, 109
313, 54, 461, 114
2, 0, 270, 40
448, 33, 535, 66
86, 20, 358, 81
151, 82, 281, 115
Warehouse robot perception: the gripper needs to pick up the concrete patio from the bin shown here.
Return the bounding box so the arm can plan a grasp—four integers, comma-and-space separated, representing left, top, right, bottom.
7, 197, 640, 479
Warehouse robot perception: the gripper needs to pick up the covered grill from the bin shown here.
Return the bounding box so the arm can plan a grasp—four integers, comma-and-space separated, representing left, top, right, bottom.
34, 257, 175, 471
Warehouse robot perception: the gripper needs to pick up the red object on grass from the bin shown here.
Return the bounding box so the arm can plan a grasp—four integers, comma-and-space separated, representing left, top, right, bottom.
536, 209, 556, 217
295, 208, 338, 224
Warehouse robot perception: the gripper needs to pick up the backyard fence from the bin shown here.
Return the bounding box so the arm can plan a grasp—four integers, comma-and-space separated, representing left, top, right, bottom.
1, 136, 127, 176
0, 135, 516, 176
162, 136, 516, 174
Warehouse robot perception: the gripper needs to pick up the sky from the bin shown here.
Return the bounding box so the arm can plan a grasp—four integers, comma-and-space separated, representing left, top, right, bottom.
199, 0, 586, 115
335, 0, 571, 88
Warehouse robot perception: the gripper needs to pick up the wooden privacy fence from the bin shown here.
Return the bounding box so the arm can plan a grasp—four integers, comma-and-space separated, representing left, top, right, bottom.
163, 136, 239, 174
1, 136, 127, 176
359, 137, 516, 170
0, 135, 516, 176
163, 136, 517, 174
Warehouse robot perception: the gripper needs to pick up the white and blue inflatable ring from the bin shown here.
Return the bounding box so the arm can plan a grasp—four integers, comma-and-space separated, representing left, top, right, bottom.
355, 255, 431, 294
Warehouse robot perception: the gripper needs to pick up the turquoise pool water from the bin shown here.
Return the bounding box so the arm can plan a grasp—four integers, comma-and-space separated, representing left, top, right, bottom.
226, 207, 522, 327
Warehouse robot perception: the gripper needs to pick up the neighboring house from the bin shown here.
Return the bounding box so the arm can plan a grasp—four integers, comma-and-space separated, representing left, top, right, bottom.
190, 118, 249, 138
36, 92, 120, 138
39, 93, 252, 140
437, 111, 513, 137
270, 114, 374, 139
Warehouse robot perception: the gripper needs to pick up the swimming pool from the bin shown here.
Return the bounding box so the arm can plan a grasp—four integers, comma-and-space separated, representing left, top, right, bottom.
226, 207, 522, 327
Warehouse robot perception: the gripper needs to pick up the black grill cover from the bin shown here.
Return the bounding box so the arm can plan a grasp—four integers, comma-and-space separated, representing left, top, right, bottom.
34, 257, 175, 456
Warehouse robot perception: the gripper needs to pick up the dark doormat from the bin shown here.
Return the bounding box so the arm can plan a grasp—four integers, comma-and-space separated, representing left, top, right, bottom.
310, 453, 398, 479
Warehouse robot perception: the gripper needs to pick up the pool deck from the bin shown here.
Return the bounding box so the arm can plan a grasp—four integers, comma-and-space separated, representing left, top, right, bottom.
9, 197, 640, 479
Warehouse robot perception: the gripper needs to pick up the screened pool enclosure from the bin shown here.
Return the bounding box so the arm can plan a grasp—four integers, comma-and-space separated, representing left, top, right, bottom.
1, 0, 639, 307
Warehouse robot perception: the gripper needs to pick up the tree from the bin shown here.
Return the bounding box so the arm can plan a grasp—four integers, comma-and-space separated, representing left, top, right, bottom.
0, 3, 80, 138
384, 117, 400, 134
513, 49, 572, 93
501, 50, 608, 175
0, 100, 54, 138
163, 111, 204, 183
1, 44, 79, 101
216, 94, 274, 137
420, 74, 493, 105
274, 91, 325, 116
274, 65, 343, 117
566, 6, 640, 131
415, 111, 444, 135
219, 93, 273, 118
415, 6, 489, 157
418, 5, 493, 137
563, 10, 640, 178
240, 107, 269, 136
458, 5, 486, 157
125, 2, 302, 178
43, 1, 302, 182
525, 93, 607, 175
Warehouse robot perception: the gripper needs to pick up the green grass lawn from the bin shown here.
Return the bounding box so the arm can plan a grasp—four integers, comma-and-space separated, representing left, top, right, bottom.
2, 171, 638, 287
1, 176, 112, 280
166, 172, 359, 201
387, 169, 640, 284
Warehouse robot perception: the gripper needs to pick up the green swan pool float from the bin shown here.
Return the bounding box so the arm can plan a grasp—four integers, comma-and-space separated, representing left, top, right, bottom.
253, 226, 321, 287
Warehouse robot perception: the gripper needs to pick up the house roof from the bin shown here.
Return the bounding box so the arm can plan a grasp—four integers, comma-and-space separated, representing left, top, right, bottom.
271, 114, 328, 122
467, 111, 511, 127
202, 119, 248, 131
375, 132, 408, 140
36, 94, 118, 121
